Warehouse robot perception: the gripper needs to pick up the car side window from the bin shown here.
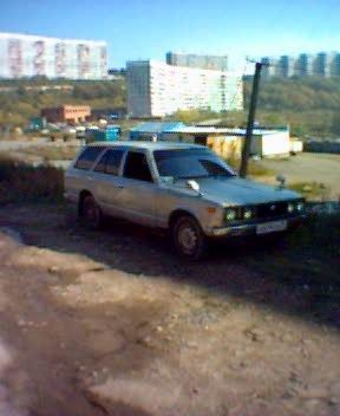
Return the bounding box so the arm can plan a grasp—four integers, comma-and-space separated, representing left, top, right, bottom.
123, 151, 153, 182
74, 147, 103, 170
94, 149, 124, 176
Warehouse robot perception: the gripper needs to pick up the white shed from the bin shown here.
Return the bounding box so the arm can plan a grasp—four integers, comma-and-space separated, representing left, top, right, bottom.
251, 129, 290, 158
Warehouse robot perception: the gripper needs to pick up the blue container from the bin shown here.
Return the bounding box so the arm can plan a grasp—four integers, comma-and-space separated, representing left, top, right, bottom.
106, 125, 121, 140
92, 130, 106, 142
91, 126, 121, 142
29, 117, 46, 130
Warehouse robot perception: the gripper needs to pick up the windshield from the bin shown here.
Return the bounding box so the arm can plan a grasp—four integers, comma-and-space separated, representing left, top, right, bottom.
154, 148, 237, 179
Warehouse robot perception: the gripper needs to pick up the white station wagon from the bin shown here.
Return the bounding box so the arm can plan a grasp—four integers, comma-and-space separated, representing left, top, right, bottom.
64, 141, 305, 259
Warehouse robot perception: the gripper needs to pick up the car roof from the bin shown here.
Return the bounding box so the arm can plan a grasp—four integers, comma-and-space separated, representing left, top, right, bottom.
86, 140, 207, 151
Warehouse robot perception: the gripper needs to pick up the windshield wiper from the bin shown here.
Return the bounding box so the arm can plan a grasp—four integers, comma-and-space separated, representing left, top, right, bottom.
210, 172, 235, 178
179, 175, 209, 179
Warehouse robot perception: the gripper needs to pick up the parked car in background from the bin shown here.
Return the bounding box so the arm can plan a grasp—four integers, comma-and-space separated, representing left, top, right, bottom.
64, 142, 305, 259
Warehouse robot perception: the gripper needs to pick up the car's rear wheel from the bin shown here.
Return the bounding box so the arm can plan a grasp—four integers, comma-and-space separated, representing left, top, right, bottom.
80, 194, 103, 229
171, 215, 207, 260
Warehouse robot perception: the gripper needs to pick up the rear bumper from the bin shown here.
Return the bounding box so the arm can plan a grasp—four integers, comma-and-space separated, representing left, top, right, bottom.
205, 215, 306, 238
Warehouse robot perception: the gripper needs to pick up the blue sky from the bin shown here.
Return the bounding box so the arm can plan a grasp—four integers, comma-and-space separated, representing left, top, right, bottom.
1, 0, 339, 73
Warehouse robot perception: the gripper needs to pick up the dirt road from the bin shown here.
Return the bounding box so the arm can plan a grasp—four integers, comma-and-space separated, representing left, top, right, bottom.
260, 152, 340, 199
0, 204, 340, 416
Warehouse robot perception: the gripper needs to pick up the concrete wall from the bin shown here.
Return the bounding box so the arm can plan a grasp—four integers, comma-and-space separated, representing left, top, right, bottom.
304, 140, 340, 154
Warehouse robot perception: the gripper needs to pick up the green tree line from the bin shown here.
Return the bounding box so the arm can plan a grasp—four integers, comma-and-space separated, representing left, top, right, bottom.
242, 77, 340, 138
160, 77, 340, 138
0, 79, 126, 127
1, 76, 340, 138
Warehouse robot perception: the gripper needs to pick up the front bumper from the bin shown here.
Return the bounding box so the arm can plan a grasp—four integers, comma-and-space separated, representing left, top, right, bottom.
205, 215, 306, 238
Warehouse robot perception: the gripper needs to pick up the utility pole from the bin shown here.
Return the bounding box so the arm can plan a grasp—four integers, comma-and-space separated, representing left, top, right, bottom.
239, 61, 263, 178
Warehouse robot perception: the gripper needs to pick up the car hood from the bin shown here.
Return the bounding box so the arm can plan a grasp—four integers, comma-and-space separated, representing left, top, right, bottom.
171, 176, 301, 206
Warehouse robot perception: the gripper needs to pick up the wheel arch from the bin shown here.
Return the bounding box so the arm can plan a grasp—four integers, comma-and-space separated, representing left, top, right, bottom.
169, 209, 197, 229
78, 189, 93, 216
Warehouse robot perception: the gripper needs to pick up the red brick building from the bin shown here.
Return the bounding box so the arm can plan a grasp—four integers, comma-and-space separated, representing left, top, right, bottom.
41, 105, 91, 124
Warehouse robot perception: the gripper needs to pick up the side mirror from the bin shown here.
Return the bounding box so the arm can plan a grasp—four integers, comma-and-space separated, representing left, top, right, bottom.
276, 174, 286, 188
187, 180, 202, 196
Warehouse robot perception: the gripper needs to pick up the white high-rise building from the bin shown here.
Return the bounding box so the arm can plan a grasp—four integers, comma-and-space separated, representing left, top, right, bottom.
0, 32, 107, 80
166, 52, 228, 71
127, 60, 243, 118
260, 51, 340, 78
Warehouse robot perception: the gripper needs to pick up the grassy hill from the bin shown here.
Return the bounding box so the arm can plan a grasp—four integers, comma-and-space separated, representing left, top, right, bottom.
243, 77, 340, 138
1, 76, 340, 138
0, 79, 126, 127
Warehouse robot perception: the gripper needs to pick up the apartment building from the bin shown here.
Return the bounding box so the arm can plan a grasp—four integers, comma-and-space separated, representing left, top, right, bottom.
295, 54, 314, 77
261, 51, 340, 79
166, 52, 228, 71
126, 60, 243, 118
0, 32, 107, 79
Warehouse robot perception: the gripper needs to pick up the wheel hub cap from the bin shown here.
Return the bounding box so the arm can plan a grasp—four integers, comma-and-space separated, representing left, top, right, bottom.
179, 226, 197, 252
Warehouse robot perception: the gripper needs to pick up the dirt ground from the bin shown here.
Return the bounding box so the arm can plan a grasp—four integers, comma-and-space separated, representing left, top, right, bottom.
0, 203, 340, 416
259, 152, 340, 200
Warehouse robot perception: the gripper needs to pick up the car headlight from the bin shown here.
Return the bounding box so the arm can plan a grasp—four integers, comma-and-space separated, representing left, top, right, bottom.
287, 203, 295, 213
225, 208, 237, 221
296, 201, 304, 212
243, 208, 253, 220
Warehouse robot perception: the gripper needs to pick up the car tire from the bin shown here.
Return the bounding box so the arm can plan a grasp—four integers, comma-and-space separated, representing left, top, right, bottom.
171, 215, 207, 260
80, 194, 103, 230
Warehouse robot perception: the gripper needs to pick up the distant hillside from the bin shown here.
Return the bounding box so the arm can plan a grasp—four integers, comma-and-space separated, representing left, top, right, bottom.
0, 79, 126, 127
243, 77, 340, 138
244, 77, 340, 111
1, 76, 340, 138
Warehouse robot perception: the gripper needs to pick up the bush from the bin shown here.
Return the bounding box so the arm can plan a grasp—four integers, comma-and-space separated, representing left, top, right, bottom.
0, 156, 64, 204
226, 157, 274, 177
288, 181, 331, 201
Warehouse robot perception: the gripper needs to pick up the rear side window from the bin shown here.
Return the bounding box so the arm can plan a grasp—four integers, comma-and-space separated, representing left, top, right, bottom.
74, 147, 103, 170
94, 149, 124, 176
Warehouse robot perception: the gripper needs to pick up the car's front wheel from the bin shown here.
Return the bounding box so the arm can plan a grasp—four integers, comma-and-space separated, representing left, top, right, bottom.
171, 215, 207, 260
80, 194, 103, 229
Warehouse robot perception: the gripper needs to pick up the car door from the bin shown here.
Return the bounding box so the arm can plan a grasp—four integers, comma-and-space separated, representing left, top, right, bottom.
118, 150, 158, 227
91, 148, 126, 217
